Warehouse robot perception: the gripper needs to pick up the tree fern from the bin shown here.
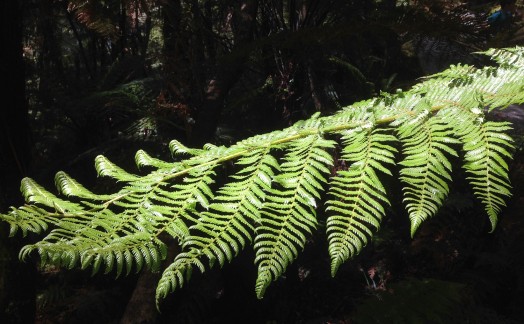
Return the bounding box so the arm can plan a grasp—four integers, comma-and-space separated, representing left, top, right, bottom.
2, 47, 524, 305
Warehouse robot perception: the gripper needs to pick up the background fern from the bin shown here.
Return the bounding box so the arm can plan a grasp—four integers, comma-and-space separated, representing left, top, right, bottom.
2, 47, 524, 305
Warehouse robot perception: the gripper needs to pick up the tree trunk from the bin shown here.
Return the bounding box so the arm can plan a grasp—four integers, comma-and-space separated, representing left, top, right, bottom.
119, 271, 160, 324
120, 0, 128, 57
190, 0, 259, 145
39, 0, 67, 106
70, 23, 90, 79
0, 0, 36, 323
118, 6, 188, 319
119, 4, 260, 320
119, 237, 179, 324
162, 0, 191, 102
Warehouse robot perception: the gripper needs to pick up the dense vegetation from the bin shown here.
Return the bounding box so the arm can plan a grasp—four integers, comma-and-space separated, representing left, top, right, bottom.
1, 1, 524, 323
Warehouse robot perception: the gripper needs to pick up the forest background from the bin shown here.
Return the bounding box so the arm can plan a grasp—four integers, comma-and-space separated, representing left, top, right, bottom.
1, 0, 524, 323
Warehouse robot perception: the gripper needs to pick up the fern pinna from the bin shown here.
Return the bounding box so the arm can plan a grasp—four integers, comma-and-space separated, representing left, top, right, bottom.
1, 47, 523, 305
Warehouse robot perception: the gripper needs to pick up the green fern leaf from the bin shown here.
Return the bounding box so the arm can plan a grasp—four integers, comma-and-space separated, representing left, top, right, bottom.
398, 111, 460, 236
156, 148, 279, 301
326, 128, 397, 275
254, 135, 335, 298
436, 105, 514, 230
2, 46, 524, 304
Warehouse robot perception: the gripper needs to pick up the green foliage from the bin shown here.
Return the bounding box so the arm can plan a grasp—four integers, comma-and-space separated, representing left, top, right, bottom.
327, 128, 396, 275
2, 47, 524, 305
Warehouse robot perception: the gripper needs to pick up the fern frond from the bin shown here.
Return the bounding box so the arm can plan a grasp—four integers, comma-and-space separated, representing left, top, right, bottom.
440, 107, 514, 229
156, 148, 279, 300
484, 47, 524, 69
397, 110, 460, 236
2, 46, 524, 303
135, 150, 178, 169
254, 135, 335, 298
326, 128, 397, 276
16, 153, 221, 277
21, 178, 83, 213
